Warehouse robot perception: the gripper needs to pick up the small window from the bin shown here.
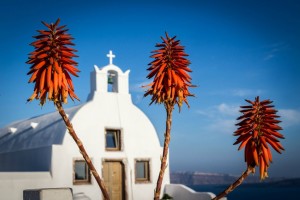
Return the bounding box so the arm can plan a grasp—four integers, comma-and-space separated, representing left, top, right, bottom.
105, 129, 121, 151
73, 160, 91, 184
135, 159, 150, 183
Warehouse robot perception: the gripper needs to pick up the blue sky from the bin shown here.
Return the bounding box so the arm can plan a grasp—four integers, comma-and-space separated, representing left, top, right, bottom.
0, 0, 299, 178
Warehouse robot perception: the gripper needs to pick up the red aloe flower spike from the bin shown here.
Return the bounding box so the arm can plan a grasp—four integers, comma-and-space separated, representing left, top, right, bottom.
234, 96, 284, 180
214, 97, 284, 200
144, 32, 194, 109
27, 18, 80, 105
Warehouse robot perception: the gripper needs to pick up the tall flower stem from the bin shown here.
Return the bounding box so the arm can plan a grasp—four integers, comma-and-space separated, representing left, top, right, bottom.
154, 104, 173, 200
55, 101, 110, 200
212, 166, 254, 200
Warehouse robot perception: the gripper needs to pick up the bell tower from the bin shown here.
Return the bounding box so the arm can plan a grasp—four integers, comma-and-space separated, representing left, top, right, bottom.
87, 50, 130, 101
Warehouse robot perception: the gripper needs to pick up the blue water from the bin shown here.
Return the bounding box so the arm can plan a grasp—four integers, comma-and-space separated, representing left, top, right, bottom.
190, 184, 299, 200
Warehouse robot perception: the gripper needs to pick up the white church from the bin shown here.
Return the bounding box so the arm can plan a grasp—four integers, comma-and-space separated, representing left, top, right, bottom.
0, 51, 220, 200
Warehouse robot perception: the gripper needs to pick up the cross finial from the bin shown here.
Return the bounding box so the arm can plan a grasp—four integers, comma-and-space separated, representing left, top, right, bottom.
107, 50, 115, 65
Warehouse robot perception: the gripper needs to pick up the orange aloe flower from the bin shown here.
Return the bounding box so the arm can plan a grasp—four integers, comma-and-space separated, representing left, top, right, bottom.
146, 33, 194, 200
27, 18, 80, 105
234, 96, 285, 179
144, 33, 193, 109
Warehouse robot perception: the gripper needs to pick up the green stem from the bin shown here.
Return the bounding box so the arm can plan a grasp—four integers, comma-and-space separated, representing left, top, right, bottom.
55, 101, 110, 200
154, 104, 173, 200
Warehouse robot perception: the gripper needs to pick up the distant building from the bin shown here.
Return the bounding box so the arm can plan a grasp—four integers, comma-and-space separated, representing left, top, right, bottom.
0, 51, 170, 200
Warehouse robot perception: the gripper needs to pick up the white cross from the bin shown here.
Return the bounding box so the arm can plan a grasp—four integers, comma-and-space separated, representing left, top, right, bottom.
107, 50, 115, 65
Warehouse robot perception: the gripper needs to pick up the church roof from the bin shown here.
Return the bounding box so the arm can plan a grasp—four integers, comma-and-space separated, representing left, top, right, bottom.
0, 104, 83, 154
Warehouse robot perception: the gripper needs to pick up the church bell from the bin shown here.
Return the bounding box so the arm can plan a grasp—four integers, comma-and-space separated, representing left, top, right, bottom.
108, 74, 114, 84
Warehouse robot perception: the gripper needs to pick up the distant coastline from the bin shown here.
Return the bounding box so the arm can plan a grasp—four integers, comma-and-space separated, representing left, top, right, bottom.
170, 171, 300, 186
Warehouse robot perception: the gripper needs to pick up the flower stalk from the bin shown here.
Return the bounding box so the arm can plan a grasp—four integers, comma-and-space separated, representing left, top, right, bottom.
212, 166, 253, 200
144, 33, 194, 200
154, 103, 173, 200
27, 19, 110, 200
55, 101, 110, 200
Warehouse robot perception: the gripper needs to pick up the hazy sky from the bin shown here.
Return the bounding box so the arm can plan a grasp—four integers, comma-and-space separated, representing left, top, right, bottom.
0, 0, 299, 178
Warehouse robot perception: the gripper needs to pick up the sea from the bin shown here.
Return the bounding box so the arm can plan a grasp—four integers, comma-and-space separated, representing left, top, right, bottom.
190, 183, 299, 200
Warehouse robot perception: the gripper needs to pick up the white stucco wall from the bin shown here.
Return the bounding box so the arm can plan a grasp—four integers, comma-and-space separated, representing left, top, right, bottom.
0, 172, 52, 200
52, 63, 170, 199
60, 90, 170, 199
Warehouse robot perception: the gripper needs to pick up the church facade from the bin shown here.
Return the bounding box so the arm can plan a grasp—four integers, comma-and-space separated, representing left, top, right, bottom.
0, 51, 170, 200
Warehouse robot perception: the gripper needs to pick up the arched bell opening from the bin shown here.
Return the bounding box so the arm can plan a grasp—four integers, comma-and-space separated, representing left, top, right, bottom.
107, 70, 118, 93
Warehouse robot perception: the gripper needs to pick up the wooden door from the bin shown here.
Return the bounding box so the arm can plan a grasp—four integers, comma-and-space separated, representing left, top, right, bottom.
103, 161, 124, 200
